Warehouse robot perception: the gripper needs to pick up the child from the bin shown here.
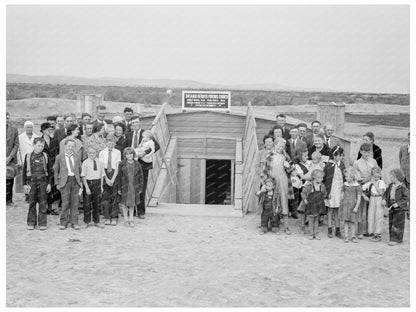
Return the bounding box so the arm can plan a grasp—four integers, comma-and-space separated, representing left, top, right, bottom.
353, 142, 378, 239
81, 147, 105, 228
294, 148, 312, 232
99, 134, 121, 226
305, 151, 324, 181
340, 167, 362, 243
289, 169, 302, 219
136, 130, 155, 164
255, 177, 280, 235
117, 147, 144, 227
383, 169, 409, 246
323, 146, 346, 238
54, 138, 83, 230
23, 137, 52, 230
362, 166, 386, 242
301, 169, 327, 240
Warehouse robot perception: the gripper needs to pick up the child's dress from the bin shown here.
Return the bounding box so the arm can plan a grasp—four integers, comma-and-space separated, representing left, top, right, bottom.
302, 182, 327, 216
363, 179, 386, 235
324, 161, 344, 208
340, 182, 362, 222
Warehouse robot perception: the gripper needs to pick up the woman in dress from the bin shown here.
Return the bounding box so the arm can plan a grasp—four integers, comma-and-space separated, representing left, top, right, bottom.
262, 137, 294, 234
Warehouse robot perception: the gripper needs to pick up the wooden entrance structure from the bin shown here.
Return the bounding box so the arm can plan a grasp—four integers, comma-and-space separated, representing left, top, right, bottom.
138, 102, 351, 216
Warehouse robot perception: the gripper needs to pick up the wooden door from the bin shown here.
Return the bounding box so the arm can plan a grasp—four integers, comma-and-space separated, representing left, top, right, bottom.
177, 158, 205, 204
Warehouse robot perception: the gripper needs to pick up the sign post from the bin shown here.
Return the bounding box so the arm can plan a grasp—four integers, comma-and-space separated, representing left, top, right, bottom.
182, 91, 231, 112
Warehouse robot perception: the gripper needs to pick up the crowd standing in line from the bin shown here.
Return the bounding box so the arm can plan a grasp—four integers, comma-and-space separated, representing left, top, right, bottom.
256, 114, 410, 246
6, 105, 160, 231
5, 110, 410, 246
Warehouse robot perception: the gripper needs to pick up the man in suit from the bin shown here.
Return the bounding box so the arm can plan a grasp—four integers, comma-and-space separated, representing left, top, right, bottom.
6, 112, 19, 205
54, 138, 82, 230
54, 113, 75, 148
304, 120, 322, 148
357, 131, 382, 169
287, 126, 308, 160
122, 107, 134, 133
275, 113, 291, 141
79, 113, 92, 136
126, 115, 160, 219
46, 116, 57, 138
323, 124, 342, 149
92, 105, 108, 129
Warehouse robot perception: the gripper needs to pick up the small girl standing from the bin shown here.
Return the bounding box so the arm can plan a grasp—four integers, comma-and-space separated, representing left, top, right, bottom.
301, 169, 327, 240
383, 169, 409, 246
294, 148, 312, 232
117, 147, 144, 227
323, 146, 346, 238
255, 177, 280, 235
340, 167, 362, 243
362, 166, 386, 242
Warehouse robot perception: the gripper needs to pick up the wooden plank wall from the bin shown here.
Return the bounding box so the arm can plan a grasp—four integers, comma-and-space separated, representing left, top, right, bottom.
146, 103, 171, 206
242, 103, 260, 213
167, 111, 245, 139
177, 137, 236, 159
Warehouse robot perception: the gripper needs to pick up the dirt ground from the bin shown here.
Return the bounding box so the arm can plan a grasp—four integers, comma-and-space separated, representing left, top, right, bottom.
6, 99, 411, 307
6, 192, 410, 307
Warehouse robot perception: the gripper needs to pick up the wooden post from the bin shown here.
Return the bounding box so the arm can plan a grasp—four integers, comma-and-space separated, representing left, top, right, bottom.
316, 101, 345, 137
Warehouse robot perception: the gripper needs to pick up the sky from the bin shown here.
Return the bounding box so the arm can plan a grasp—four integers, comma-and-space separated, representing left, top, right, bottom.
6, 5, 410, 93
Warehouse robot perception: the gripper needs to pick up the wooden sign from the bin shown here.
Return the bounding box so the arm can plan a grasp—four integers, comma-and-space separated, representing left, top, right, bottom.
182, 91, 231, 111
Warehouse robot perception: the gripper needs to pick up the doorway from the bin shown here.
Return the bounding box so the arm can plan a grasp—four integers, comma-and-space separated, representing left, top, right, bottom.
205, 159, 232, 205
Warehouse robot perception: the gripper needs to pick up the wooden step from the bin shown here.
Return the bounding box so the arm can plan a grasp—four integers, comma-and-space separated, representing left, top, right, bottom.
147, 203, 243, 218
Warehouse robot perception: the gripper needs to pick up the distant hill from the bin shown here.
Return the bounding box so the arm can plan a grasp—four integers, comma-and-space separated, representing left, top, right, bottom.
7, 73, 333, 92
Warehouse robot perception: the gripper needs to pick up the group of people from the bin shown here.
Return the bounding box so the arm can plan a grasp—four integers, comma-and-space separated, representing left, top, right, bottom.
256, 114, 410, 246
6, 105, 160, 230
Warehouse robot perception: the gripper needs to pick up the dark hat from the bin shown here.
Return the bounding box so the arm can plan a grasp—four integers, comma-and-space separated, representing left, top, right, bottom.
41, 122, 54, 132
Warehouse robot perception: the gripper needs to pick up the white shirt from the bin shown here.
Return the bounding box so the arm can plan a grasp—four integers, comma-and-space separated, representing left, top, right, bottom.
18, 132, 40, 165
363, 180, 386, 196
65, 153, 75, 176
99, 147, 121, 170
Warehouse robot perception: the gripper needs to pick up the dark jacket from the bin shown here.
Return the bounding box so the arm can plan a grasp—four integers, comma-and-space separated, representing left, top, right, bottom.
126, 128, 160, 152
323, 161, 346, 195
115, 135, 129, 155
117, 159, 144, 206
358, 143, 382, 169
255, 189, 280, 215
383, 183, 409, 211
308, 144, 333, 160
6, 123, 19, 165
42, 135, 59, 166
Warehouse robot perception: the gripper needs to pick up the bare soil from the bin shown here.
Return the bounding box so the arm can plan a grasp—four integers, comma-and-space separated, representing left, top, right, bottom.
6, 193, 410, 307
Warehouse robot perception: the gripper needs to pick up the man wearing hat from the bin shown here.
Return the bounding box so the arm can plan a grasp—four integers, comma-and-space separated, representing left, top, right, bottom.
6, 112, 20, 205
98, 134, 121, 226
40, 122, 60, 215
